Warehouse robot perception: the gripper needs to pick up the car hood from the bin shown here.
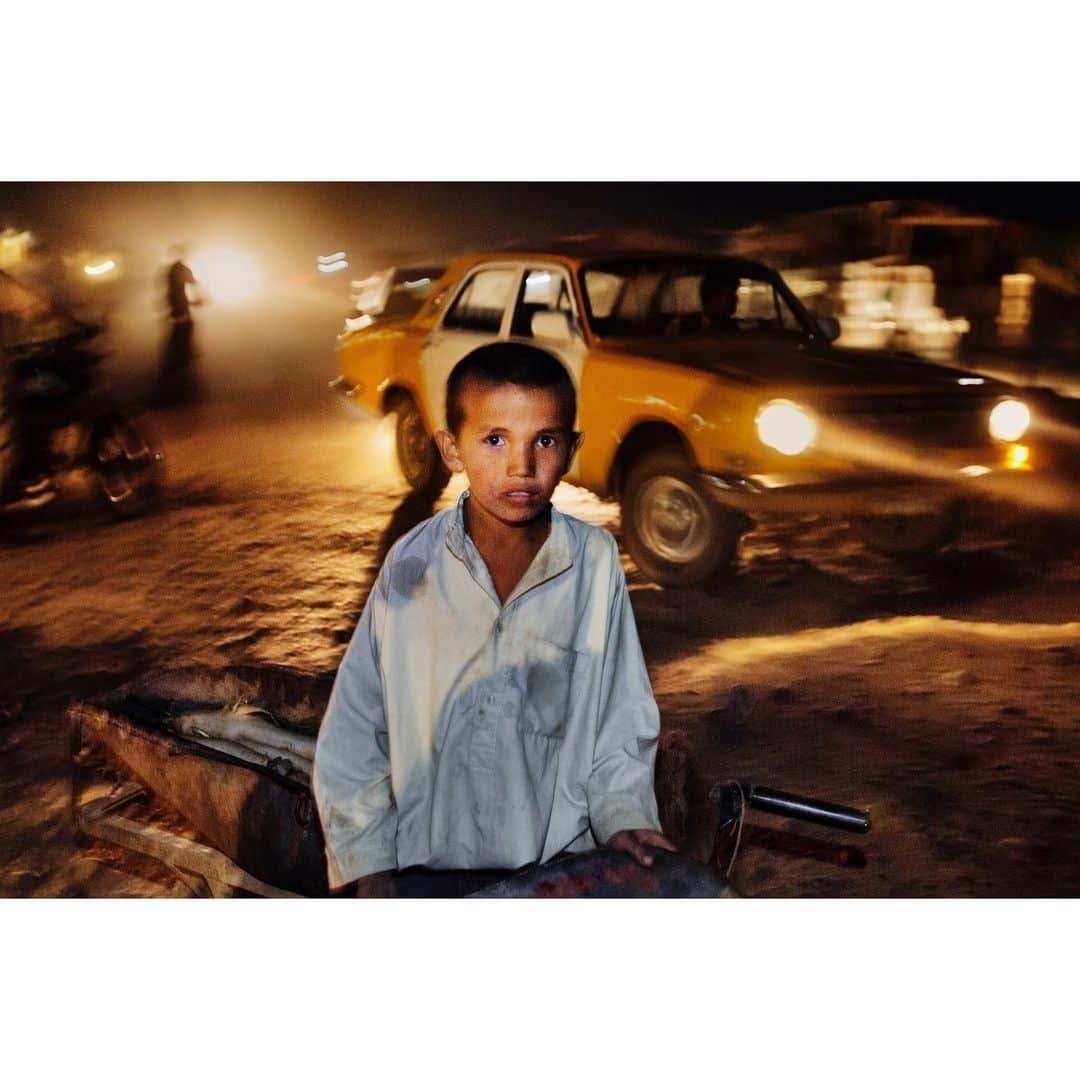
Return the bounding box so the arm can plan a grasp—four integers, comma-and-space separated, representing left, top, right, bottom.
598, 334, 1007, 394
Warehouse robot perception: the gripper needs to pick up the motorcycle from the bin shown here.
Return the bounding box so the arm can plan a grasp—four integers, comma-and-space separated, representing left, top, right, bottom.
0, 323, 164, 519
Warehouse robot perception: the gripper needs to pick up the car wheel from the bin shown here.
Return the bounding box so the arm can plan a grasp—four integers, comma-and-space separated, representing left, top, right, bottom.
0, 405, 15, 497
394, 396, 450, 495
851, 501, 965, 558
620, 451, 746, 587
92, 414, 165, 517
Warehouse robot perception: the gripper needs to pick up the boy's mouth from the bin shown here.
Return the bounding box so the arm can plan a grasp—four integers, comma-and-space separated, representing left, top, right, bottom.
503, 488, 542, 502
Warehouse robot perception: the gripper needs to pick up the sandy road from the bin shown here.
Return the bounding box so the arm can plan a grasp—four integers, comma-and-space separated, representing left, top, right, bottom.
2, 394, 1079, 897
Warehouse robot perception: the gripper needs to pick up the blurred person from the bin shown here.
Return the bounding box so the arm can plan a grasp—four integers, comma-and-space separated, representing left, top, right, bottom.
165, 245, 199, 325
1, 376, 53, 507
153, 246, 202, 407
668, 269, 743, 336
1, 269, 83, 507
697, 270, 741, 332
313, 343, 674, 898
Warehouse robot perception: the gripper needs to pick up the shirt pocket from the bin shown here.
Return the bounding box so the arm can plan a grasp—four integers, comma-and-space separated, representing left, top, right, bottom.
519, 637, 584, 742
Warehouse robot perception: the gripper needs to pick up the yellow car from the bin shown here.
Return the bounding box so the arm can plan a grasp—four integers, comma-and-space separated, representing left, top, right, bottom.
334, 247, 1035, 586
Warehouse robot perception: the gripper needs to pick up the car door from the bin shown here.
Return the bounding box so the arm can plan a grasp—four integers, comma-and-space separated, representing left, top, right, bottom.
506, 263, 588, 482
420, 262, 522, 433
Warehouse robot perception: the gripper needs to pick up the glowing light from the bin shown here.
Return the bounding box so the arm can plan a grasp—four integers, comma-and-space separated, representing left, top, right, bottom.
404, 278, 431, 288
0, 228, 33, 269
318, 251, 346, 264
958, 377, 985, 386
756, 400, 817, 456
960, 465, 992, 478
189, 246, 262, 306
988, 399, 1031, 442
318, 260, 348, 274
1006, 444, 1030, 469
84, 259, 116, 277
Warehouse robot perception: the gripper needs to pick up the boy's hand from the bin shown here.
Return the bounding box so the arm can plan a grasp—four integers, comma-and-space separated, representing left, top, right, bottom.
606, 829, 677, 867
354, 870, 398, 898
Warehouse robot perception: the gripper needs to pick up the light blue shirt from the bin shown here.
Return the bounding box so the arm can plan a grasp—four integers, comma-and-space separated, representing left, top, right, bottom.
313, 491, 662, 887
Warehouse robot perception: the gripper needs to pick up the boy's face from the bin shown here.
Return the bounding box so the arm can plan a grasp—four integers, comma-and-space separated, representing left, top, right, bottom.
435, 381, 582, 529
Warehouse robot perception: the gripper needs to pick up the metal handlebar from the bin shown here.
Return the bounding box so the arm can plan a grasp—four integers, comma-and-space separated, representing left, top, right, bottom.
710, 780, 870, 834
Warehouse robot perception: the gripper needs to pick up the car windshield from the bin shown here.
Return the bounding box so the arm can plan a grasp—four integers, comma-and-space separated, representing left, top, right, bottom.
348, 266, 444, 321
381, 275, 440, 319
580, 259, 814, 340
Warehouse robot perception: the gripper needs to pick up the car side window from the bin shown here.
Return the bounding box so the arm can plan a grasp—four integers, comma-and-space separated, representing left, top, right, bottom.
658, 274, 806, 333
657, 275, 704, 315
582, 271, 622, 319
616, 272, 663, 321
738, 280, 803, 332
442, 268, 517, 334
583, 270, 666, 336
510, 268, 575, 338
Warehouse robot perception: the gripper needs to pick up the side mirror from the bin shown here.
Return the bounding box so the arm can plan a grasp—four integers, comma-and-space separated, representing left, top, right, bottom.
531, 310, 575, 345
819, 316, 841, 343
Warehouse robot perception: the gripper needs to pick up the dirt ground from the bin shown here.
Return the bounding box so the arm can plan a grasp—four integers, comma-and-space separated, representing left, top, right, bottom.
2, 385, 1079, 898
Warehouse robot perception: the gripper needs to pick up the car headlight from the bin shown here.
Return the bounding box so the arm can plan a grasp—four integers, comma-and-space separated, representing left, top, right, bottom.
988, 399, 1030, 442
755, 400, 817, 456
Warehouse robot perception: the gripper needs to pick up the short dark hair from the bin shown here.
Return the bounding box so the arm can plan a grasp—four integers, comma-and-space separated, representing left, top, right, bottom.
700, 269, 741, 300
445, 343, 577, 435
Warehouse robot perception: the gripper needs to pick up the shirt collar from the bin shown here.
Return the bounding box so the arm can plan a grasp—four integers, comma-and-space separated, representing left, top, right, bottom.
446, 490, 573, 603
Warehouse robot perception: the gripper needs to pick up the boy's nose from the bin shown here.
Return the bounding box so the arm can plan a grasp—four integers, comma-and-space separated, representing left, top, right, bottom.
508, 442, 536, 477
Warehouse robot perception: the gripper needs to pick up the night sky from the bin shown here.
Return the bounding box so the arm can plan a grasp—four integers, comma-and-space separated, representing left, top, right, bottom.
2, 181, 1077, 273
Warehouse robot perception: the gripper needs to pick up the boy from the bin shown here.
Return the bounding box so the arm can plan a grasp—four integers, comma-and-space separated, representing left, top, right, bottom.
313, 342, 674, 897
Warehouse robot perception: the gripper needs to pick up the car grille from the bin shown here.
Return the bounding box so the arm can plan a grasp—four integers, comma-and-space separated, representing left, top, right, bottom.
825, 394, 992, 449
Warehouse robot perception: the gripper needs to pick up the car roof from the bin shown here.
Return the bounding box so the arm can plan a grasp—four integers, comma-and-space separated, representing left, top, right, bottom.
449, 247, 776, 276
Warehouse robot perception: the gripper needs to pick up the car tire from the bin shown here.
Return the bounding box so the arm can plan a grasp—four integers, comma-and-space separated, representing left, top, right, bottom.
851, 501, 965, 559
92, 413, 165, 518
0, 404, 15, 498
394, 396, 450, 495
620, 450, 747, 587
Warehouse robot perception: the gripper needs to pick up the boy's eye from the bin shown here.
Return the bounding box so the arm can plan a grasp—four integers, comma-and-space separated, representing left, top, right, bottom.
480, 434, 559, 448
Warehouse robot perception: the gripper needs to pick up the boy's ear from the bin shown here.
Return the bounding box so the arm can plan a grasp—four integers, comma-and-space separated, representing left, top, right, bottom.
434, 429, 465, 473
562, 430, 584, 475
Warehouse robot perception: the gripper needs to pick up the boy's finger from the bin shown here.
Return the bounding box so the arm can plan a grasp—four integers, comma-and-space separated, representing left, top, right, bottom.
640, 830, 678, 853
624, 836, 655, 866
608, 832, 649, 865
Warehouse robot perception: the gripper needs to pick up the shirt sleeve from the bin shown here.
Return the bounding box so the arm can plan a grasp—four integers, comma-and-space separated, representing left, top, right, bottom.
313, 568, 398, 887
587, 535, 663, 845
